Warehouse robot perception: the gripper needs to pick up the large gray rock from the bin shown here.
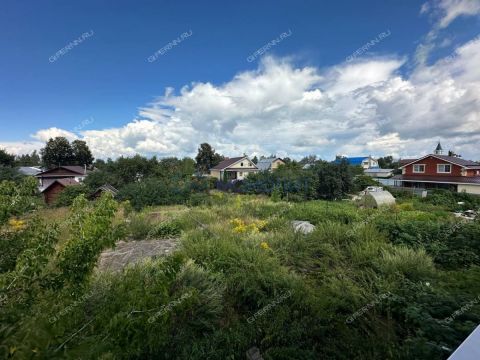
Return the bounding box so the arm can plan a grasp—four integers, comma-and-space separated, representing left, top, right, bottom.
291, 220, 316, 234
96, 238, 179, 272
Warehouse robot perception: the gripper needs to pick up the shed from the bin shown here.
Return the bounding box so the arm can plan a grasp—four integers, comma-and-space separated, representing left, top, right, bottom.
91, 184, 118, 199
361, 190, 396, 208
41, 178, 80, 205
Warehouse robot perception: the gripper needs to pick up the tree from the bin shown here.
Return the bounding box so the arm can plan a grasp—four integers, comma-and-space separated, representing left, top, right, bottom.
195, 143, 223, 175
72, 140, 94, 166
0, 149, 15, 167
378, 156, 398, 169
252, 156, 258, 164
16, 150, 41, 166
41, 137, 74, 168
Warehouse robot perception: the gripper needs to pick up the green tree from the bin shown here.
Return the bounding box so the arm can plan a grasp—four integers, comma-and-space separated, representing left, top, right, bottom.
71, 140, 94, 166
195, 143, 223, 175
0, 149, 15, 167
251, 156, 258, 164
15, 150, 41, 166
40, 137, 74, 168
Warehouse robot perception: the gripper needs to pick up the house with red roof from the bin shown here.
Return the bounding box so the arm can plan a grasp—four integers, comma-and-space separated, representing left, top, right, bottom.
393, 143, 480, 195
209, 156, 259, 181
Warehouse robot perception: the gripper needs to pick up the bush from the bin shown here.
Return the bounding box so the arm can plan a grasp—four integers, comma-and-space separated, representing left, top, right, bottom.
54, 184, 88, 207
149, 221, 181, 238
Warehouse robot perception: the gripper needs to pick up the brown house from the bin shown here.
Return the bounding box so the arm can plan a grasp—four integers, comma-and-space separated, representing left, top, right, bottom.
36, 166, 88, 204
393, 143, 480, 194
41, 178, 80, 205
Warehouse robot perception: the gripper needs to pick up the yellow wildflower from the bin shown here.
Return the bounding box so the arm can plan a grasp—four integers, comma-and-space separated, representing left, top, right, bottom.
260, 242, 271, 250
8, 218, 25, 231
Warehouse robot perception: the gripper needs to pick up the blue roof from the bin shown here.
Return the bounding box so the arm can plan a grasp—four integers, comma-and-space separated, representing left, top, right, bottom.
334, 157, 369, 165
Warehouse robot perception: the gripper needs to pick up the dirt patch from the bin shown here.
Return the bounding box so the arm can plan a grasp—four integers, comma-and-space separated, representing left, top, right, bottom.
96, 238, 179, 273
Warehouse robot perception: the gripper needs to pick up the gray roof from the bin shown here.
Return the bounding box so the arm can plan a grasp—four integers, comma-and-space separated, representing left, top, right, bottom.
257, 158, 282, 171
17, 166, 42, 176
364, 168, 393, 173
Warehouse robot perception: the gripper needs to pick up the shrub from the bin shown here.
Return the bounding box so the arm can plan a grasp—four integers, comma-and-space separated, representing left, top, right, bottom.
54, 184, 88, 207
148, 221, 181, 238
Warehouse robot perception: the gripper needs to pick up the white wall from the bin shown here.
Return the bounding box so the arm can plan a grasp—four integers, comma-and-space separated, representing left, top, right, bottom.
458, 184, 480, 195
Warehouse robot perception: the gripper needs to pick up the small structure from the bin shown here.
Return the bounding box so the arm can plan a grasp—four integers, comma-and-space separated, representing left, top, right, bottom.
209, 156, 259, 181
41, 178, 80, 205
361, 190, 396, 208
36, 165, 88, 191
256, 157, 285, 171
17, 166, 42, 176
91, 184, 118, 199
364, 168, 394, 178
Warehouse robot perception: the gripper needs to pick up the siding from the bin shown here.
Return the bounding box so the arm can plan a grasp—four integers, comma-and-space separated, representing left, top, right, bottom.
405, 156, 463, 176
43, 182, 66, 205
458, 184, 480, 195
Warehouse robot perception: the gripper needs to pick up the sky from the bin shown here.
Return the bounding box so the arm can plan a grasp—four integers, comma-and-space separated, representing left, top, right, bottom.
0, 0, 479, 161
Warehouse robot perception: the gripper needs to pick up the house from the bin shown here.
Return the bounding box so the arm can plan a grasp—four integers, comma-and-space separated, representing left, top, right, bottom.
40, 178, 80, 205
335, 156, 379, 169
393, 143, 480, 195
209, 156, 259, 181
36, 165, 88, 191
364, 168, 394, 178
256, 157, 285, 171
91, 184, 118, 199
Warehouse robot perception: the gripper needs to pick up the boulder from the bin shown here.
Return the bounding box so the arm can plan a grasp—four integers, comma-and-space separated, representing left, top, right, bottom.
291, 220, 316, 234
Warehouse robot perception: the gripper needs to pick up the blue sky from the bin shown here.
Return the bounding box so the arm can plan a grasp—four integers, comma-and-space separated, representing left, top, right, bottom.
1, 0, 479, 160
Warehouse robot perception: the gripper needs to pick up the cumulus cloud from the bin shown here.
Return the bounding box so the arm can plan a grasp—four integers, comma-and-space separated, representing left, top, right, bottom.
2, 5, 480, 162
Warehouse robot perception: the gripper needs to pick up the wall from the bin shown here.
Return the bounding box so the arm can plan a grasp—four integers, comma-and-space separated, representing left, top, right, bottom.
405, 156, 463, 176
210, 169, 221, 180
458, 184, 480, 195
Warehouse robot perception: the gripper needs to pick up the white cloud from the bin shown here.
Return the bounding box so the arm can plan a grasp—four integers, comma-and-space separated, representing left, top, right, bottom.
2, 16, 480, 162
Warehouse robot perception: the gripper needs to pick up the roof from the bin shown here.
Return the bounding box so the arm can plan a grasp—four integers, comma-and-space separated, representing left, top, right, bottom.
399, 158, 418, 166
210, 157, 253, 170
94, 184, 119, 194
448, 325, 480, 360
364, 168, 393, 173
17, 166, 42, 176
435, 142, 443, 151
41, 178, 80, 193
36, 165, 86, 177
400, 155, 479, 169
393, 175, 480, 185
335, 156, 373, 165
256, 157, 283, 171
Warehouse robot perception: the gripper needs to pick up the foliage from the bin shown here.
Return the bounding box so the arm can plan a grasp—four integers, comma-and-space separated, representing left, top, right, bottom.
54, 183, 88, 207
14, 150, 41, 166
353, 175, 382, 192
195, 143, 224, 175
0, 148, 15, 167
40, 136, 94, 168
0, 176, 39, 226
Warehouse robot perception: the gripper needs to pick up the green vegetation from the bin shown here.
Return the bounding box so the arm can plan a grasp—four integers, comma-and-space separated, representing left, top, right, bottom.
1, 179, 480, 359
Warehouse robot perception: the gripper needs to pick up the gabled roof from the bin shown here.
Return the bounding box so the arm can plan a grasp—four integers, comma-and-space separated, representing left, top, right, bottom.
40, 178, 80, 193
94, 184, 118, 195
256, 157, 283, 171
392, 175, 480, 185
210, 156, 257, 170
400, 154, 479, 169
36, 165, 86, 177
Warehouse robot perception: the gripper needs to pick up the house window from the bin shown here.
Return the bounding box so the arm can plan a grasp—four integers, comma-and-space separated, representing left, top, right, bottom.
437, 164, 451, 173
240, 162, 244, 167
413, 164, 425, 173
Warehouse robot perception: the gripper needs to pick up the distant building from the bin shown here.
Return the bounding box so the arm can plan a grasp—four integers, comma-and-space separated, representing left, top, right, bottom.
364, 168, 394, 178
335, 156, 379, 169
209, 156, 259, 181
17, 166, 42, 176
393, 143, 480, 194
256, 157, 285, 171
36, 165, 88, 204
91, 184, 118, 199
41, 178, 80, 205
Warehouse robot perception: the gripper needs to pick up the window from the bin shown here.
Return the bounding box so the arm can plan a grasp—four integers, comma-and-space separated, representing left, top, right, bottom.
413, 164, 425, 173
437, 164, 451, 173
240, 162, 243, 167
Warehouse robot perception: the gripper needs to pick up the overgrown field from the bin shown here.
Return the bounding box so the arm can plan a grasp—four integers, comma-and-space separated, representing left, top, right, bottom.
1, 190, 479, 359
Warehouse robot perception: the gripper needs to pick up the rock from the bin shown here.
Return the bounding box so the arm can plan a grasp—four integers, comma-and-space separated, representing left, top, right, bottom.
291, 220, 315, 234
96, 238, 179, 272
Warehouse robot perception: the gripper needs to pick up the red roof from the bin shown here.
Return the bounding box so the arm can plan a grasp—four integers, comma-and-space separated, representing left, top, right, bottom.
393, 175, 480, 185
400, 155, 479, 168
